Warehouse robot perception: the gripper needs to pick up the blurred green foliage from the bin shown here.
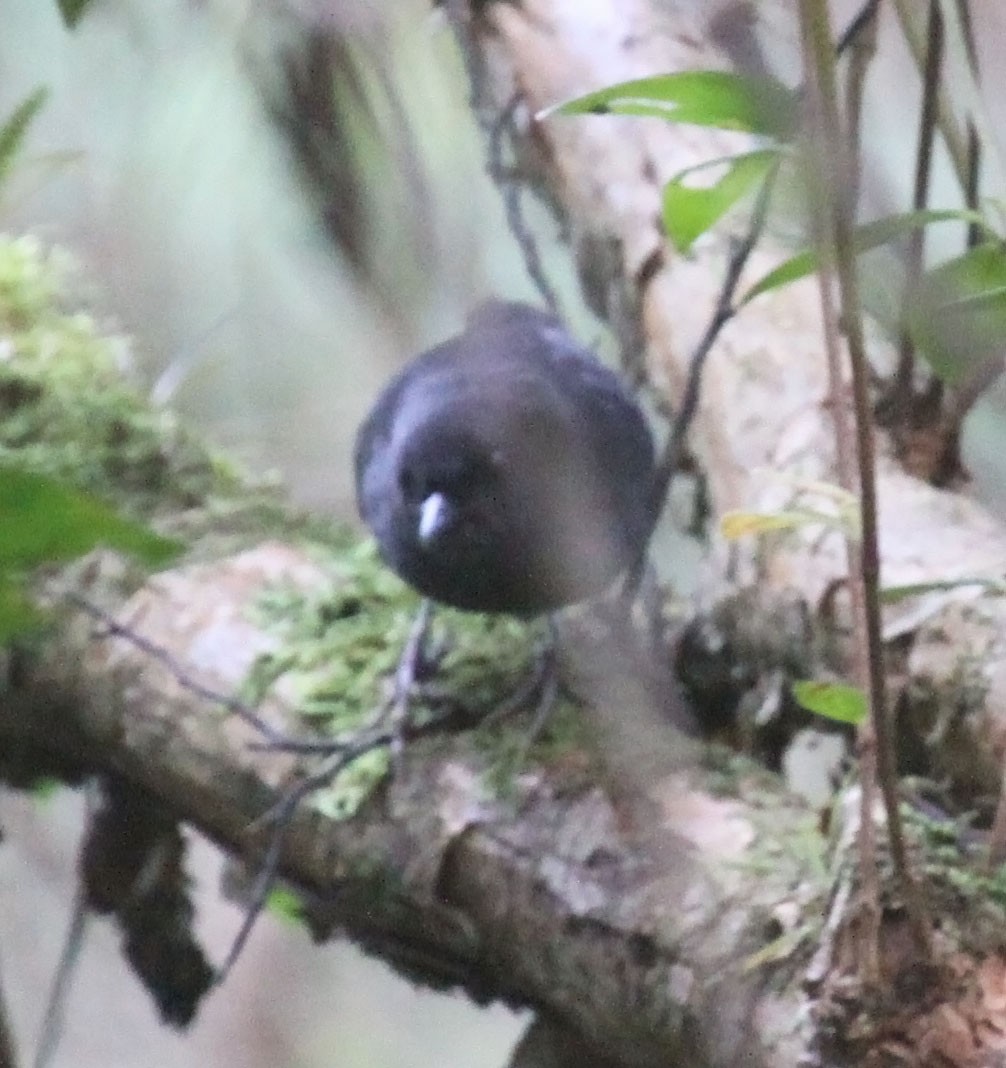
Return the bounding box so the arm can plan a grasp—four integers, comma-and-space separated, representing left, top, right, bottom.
55, 0, 92, 28
555, 69, 1006, 395
0, 87, 47, 192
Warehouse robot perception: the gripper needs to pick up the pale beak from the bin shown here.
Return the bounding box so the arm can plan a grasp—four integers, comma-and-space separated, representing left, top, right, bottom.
418, 492, 449, 545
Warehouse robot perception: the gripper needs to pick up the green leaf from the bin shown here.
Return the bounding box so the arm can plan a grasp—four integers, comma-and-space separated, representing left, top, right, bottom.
31, 777, 63, 802
741, 208, 993, 306
720, 506, 855, 540
663, 149, 779, 253
0, 88, 48, 188
721, 510, 812, 539
542, 71, 798, 138
792, 680, 867, 725
265, 888, 304, 926
0, 578, 47, 640
56, 0, 94, 28
0, 466, 182, 569
906, 244, 1006, 385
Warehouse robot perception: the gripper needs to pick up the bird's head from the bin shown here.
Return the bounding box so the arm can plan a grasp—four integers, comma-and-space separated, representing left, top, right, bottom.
396, 422, 505, 553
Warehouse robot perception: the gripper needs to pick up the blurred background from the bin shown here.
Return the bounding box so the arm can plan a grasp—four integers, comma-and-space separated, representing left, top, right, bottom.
2, 1, 1006, 1065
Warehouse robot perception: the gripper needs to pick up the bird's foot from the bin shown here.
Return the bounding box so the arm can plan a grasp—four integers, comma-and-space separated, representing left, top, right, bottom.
385, 598, 436, 773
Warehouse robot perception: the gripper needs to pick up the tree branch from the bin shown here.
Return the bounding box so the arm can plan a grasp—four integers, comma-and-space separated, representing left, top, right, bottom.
2, 545, 819, 1068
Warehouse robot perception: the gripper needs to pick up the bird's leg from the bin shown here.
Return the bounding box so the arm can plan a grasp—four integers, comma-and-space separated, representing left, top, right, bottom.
386, 598, 433, 771
513, 617, 562, 765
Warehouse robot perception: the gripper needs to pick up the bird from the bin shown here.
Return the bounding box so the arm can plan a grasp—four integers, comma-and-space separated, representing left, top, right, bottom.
354, 300, 656, 618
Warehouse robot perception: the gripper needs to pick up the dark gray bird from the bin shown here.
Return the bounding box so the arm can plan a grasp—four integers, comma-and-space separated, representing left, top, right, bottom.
354, 301, 655, 617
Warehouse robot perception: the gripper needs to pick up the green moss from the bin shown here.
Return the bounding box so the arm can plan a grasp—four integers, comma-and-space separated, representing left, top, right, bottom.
0, 234, 246, 517
250, 539, 540, 725
248, 538, 586, 814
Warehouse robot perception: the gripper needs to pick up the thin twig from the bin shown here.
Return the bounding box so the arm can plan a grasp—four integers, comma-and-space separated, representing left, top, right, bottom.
955, 0, 982, 248
63, 591, 284, 745
835, 0, 882, 58
835, 0, 898, 972
217, 687, 475, 981
0, 953, 18, 1068
215, 726, 385, 981
32, 877, 90, 1068
623, 161, 780, 599
800, 0, 932, 963
840, 0, 880, 205
839, 223, 933, 959
890, 0, 943, 424
444, 0, 560, 314
889, 0, 970, 193
799, 1, 881, 982
625, 1, 882, 601
489, 94, 561, 314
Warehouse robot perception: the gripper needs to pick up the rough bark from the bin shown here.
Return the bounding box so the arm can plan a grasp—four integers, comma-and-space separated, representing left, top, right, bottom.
454, 0, 1006, 808
1, 542, 820, 1068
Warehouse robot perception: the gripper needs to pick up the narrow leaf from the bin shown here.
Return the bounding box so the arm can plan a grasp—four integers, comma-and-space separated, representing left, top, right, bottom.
664, 149, 779, 253
792, 680, 867, 725
542, 71, 798, 139
0, 88, 48, 187
721, 511, 804, 540
0, 466, 182, 569
741, 208, 993, 306
56, 0, 94, 28
721, 507, 850, 540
